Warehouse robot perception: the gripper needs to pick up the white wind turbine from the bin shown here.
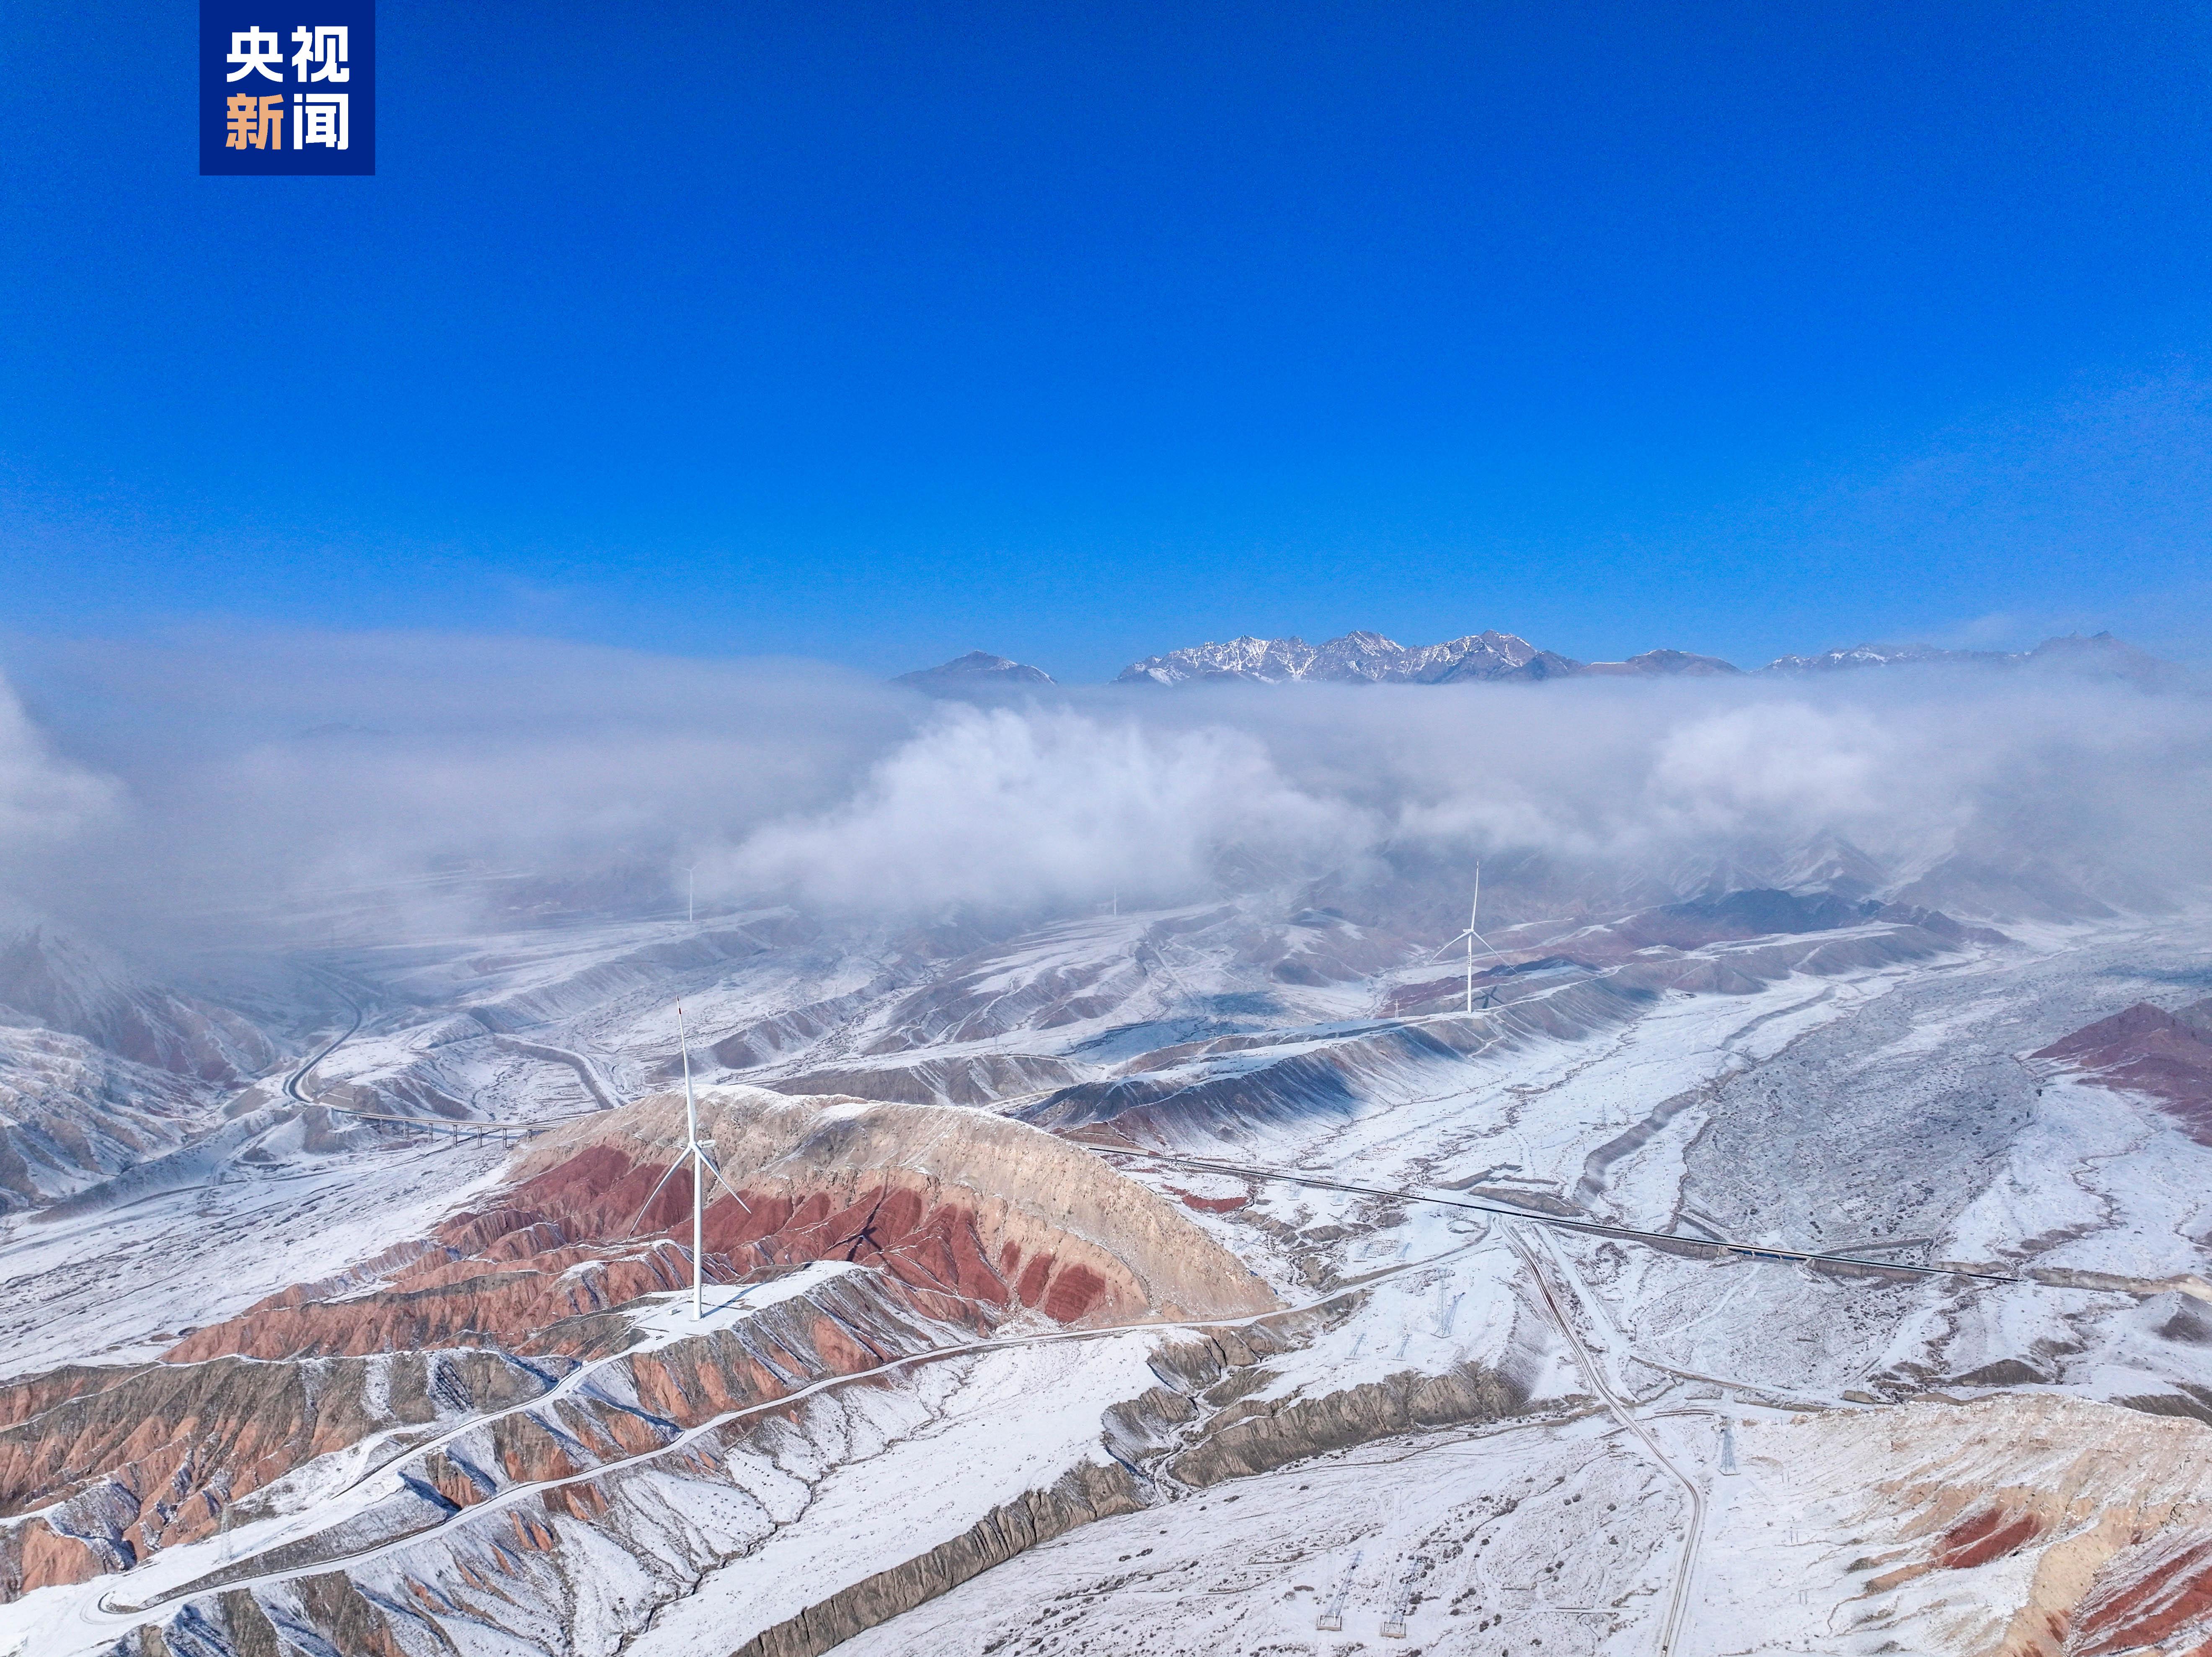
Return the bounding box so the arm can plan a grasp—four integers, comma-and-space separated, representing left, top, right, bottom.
681, 1002, 705, 1319
625, 1002, 751, 1319
1431, 861, 1511, 1014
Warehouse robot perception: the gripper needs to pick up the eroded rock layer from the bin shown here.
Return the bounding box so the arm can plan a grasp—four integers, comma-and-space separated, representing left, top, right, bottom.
2035, 996, 2212, 1143
0, 1086, 1271, 1607
1772, 1393, 2212, 1657
499, 1085, 1279, 1327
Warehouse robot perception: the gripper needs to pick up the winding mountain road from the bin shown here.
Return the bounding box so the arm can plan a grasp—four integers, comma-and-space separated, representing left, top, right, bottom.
1508, 1226, 1706, 1657
56, 995, 2130, 1653
281, 997, 362, 1104
85, 1238, 1494, 1629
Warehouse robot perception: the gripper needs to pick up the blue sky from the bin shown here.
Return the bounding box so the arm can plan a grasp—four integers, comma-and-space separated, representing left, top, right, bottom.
2, 0, 2209, 681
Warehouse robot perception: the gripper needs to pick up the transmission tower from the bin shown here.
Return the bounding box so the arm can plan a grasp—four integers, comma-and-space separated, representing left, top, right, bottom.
1380, 1555, 1427, 1639
1316, 1549, 1362, 1631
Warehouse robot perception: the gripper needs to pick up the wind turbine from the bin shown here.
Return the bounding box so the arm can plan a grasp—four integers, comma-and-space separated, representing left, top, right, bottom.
684, 863, 698, 925
1431, 861, 1511, 1014
682, 1002, 704, 1318
624, 1001, 751, 1320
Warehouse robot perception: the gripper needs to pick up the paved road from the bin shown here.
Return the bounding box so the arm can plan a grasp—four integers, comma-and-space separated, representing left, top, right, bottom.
282, 997, 362, 1104
62, 1031, 2079, 1649
284, 988, 597, 1141
1097, 1146, 2031, 1287
1508, 1226, 1707, 1657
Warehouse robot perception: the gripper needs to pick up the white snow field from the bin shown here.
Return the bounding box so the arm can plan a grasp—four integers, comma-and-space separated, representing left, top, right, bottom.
2, 891, 2209, 1657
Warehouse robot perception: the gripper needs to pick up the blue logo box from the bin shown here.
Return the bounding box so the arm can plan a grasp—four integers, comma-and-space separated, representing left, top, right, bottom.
201, 3, 375, 175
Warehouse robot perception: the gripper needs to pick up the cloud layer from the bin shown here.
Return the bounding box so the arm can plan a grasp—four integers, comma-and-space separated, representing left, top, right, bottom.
3, 629, 2207, 942
0, 680, 116, 841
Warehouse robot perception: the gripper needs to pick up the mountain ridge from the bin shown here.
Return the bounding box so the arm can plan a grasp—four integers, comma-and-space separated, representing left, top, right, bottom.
1111, 627, 2162, 687
894, 650, 1056, 694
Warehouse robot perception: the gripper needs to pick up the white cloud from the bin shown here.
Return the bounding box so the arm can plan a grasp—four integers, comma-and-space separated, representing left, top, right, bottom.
0, 674, 120, 846
711, 705, 1373, 914
3, 630, 2209, 935
1646, 702, 1893, 833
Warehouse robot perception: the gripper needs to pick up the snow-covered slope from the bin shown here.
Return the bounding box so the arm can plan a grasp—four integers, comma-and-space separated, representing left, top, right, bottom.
1116, 629, 1584, 686
0, 927, 287, 1213
0, 927, 279, 1083
2, 875, 2209, 1657
0, 1022, 217, 1213
1114, 627, 2167, 689
1765, 629, 2169, 681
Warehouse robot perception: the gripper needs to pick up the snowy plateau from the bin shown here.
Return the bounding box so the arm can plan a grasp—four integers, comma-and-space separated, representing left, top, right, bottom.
3, 853, 2211, 1657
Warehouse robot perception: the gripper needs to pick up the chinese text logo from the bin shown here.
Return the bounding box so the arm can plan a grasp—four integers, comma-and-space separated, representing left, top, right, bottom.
201, 5, 374, 176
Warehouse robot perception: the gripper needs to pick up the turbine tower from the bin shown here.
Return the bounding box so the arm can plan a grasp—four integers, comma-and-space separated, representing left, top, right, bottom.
1431, 861, 1511, 1013
680, 1004, 702, 1318
623, 1004, 752, 1321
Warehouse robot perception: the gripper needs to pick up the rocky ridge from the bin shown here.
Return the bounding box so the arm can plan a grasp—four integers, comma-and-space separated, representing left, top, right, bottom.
2032, 995, 2212, 1144
0, 929, 278, 1084
0, 928, 285, 1214
1116, 629, 1587, 686
506, 1086, 1279, 1325
1113, 627, 2164, 687
0, 1026, 217, 1213
0, 1086, 1273, 1607
1769, 1392, 2212, 1657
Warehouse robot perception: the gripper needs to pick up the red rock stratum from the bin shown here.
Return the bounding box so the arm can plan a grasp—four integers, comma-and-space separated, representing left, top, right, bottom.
0, 1086, 1273, 1602
2034, 997, 2212, 1143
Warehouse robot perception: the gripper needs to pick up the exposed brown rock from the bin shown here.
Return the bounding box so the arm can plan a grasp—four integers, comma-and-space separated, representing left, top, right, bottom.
729, 1459, 1147, 1657
2034, 999, 2212, 1143
0, 1349, 548, 1599
507, 1086, 1277, 1327
1787, 1394, 2212, 1657
0, 1085, 1269, 1610
1936, 1503, 2044, 1569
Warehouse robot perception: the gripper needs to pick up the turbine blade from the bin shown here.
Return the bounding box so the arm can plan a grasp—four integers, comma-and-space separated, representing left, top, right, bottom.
1465, 926, 1513, 967
696, 1148, 754, 1214
624, 1151, 687, 1239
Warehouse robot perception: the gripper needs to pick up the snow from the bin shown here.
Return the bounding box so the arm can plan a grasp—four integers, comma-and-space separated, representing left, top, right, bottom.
5, 889, 2212, 1657
622, 1260, 859, 1350
0, 1128, 511, 1379
629, 1334, 1168, 1655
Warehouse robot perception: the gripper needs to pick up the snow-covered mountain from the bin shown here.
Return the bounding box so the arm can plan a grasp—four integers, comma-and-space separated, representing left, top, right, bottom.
1116, 627, 2167, 687
894, 650, 1056, 693
1763, 629, 2168, 679
0, 927, 287, 1212
3, 630, 2209, 1657
0, 927, 279, 1083
1116, 629, 1588, 686
5, 836, 2211, 1657
1763, 640, 2007, 674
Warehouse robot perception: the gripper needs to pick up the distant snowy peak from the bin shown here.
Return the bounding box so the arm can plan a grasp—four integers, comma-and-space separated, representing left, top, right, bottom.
1119, 628, 2165, 688
894, 650, 1056, 694
1763, 631, 2166, 681
1764, 641, 2005, 674
1117, 629, 1587, 686
1583, 648, 1742, 677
